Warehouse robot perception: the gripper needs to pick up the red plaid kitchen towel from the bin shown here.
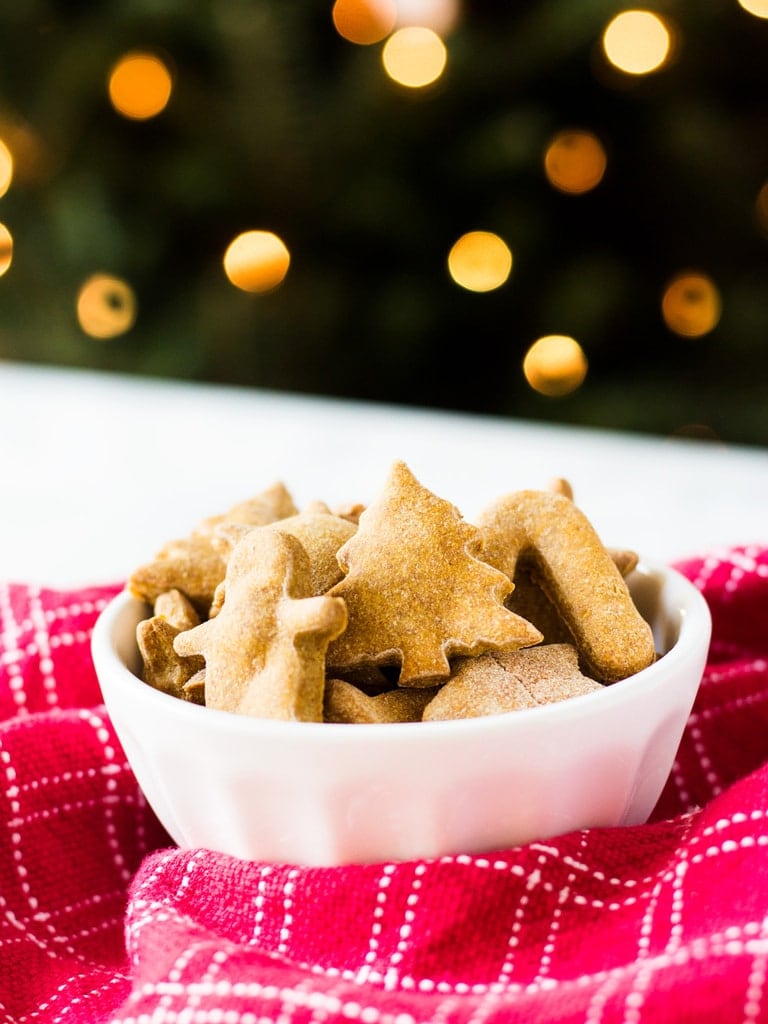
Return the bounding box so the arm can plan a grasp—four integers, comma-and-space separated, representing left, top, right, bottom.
1, 545, 767, 1023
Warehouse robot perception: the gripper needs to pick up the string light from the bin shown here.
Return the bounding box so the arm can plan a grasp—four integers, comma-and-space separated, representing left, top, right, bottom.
108, 51, 173, 120
224, 230, 291, 293
737, 0, 768, 17
602, 10, 672, 75
447, 231, 512, 292
0, 139, 12, 198
0, 223, 12, 277
332, 0, 397, 45
381, 27, 447, 88
76, 274, 137, 338
661, 272, 721, 338
523, 335, 588, 396
543, 130, 607, 194
395, 0, 461, 35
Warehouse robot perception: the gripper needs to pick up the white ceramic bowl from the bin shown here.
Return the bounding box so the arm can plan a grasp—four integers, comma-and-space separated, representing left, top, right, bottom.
91, 560, 711, 866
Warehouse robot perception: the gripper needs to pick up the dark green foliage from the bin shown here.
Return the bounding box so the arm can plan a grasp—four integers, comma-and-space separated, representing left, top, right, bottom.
0, 1, 766, 444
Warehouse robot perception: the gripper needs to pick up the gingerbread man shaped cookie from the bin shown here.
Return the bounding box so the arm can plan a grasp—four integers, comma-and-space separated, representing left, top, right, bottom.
174, 528, 347, 721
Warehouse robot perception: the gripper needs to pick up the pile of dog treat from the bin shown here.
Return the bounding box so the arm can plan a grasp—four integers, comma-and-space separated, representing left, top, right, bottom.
129, 461, 657, 723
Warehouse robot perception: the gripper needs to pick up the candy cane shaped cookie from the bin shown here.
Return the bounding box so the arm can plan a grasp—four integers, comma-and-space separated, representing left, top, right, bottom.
477, 490, 656, 682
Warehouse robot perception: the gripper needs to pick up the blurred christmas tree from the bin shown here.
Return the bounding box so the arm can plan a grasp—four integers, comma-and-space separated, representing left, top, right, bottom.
0, 0, 767, 444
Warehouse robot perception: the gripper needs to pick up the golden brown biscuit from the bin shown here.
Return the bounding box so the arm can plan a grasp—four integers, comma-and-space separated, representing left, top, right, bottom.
323, 678, 439, 724
422, 644, 602, 721
265, 511, 356, 595
195, 481, 298, 536
544, 479, 639, 578
505, 551, 640, 645
332, 502, 367, 525
478, 489, 655, 682
503, 567, 574, 645
548, 477, 574, 500
326, 461, 542, 686
153, 588, 201, 632
608, 548, 640, 577
129, 482, 298, 614
181, 668, 206, 705
174, 529, 347, 721
211, 511, 356, 596
129, 535, 227, 616
136, 616, 205, 700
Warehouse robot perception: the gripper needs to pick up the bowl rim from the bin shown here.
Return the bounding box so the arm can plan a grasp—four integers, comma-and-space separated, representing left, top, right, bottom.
91, 559, 712, 743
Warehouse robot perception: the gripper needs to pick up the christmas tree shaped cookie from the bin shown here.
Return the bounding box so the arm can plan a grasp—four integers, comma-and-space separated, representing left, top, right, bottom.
326, 461, 543, 685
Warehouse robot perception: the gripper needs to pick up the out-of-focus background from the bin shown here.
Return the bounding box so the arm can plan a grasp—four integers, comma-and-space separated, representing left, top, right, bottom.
0, 0, 767, 445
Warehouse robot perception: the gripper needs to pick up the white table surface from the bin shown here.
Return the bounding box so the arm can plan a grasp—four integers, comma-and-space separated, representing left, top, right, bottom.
1, 361, 766, 587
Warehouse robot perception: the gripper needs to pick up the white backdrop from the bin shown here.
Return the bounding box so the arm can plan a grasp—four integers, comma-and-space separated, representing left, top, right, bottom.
1, 361, 766, 586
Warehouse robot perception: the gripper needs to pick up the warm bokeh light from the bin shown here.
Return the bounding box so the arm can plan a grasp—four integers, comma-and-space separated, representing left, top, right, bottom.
0, 119, 52, 187
523, 335, 588, 396
108, 52, 173, 120
0, 223, 13, 277
76, 274, 137, 338
544, 130, 607, 194
395, 0, 461, 35
224, 230, 291, 293
738, 0, 768, 17
447, 231, 512, 292
382, 27, 447, 88
0, 139, 13, 198
332, 0, 397, 45
602, 10, 672, 75
661, 272, 721, 338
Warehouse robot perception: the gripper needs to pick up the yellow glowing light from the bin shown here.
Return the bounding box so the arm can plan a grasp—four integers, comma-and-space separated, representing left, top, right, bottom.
76, 274, 137, 339
108, 52, 173, 120
523, 335, 588, 397
224, 230, 290, 293
332, 0, 397, 44
0, 139, 13, 198
447, 231, 512, 292
382, 26, 447, 88
602, 10, 671, 75
544, 130, 607, 195
0, 223, 13, 277
738, 0, 768, 17
395, 0, 461, 35
661, 272, 721, 338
